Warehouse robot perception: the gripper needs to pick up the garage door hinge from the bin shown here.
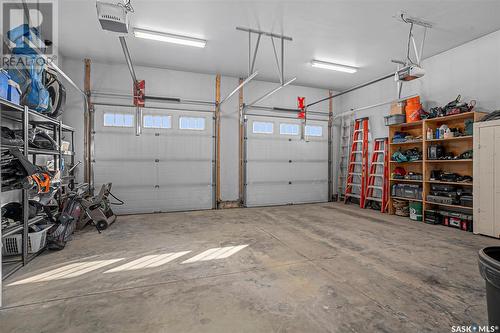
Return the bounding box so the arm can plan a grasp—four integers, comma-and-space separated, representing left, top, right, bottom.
155, 133, 160, 136
289, 160, 292, 163
154, 185, 160, 188
155, 159, 160, 162
91, 159, 96, 163
288, 181, 292, 185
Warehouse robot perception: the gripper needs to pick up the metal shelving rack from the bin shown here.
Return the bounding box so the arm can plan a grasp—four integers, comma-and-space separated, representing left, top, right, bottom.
1, 97, 76, 280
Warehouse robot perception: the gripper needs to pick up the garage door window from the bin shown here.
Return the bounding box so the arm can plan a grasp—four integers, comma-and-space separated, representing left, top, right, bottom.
305, 125, 323, 137
144, 115, 172, 129
179, 117, 205, 130
104, 113, 134, 127
279, 123, 299, 135
252, 121, 273, 134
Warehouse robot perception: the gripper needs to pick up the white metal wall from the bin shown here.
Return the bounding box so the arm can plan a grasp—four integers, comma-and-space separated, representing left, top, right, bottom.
244, 116, 328, 207
93, 105, 214, 214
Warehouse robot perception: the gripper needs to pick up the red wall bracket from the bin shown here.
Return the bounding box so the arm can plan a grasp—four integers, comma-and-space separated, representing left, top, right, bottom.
134, 80, 145, 107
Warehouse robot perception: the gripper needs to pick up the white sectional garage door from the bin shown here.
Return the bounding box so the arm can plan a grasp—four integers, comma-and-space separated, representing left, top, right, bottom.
93, 106, 214, 214
245, 116, 328, 207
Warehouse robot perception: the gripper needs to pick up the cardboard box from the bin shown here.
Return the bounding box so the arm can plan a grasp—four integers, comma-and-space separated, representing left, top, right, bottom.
390, 101, 406, 115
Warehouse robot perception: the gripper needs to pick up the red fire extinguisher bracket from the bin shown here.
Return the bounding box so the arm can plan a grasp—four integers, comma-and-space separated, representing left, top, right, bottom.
297, 97, 305, 109
134, 80, 145, 107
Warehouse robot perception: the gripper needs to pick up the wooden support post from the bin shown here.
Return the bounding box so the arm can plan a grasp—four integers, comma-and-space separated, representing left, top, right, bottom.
238, 78, 244, 206
83, 59, 92, 186
215, 74, 221, 208
328, 90, 334, 201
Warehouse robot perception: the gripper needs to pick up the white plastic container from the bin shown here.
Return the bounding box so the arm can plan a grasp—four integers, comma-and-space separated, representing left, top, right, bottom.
2, 225, 52, 255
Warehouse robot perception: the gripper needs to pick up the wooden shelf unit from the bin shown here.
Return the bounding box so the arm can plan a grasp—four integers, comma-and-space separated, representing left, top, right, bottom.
388, 111, 486, 220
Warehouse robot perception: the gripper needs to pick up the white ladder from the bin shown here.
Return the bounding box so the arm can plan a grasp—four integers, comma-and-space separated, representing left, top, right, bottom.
337, 113, 354, 201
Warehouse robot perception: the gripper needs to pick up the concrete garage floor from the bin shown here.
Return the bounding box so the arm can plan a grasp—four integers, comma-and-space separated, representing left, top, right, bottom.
1, 202, 499, 332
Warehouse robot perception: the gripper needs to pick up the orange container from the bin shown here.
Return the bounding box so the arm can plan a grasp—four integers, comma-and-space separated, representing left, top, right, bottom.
406, 105, 421, 122
405, 96, 422, 123
406, 96, 420, 106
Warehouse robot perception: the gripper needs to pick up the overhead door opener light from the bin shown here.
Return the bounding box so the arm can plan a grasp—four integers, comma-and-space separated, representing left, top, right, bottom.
133, 28, 207, 48
311, 60, 358, 73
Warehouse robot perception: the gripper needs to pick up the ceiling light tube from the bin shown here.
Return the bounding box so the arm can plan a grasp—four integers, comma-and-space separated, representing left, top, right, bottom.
311, 60, 358, 73
134, 28, 206, 48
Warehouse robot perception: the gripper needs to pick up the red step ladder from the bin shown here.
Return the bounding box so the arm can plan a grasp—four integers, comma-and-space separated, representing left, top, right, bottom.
363, 137, 389, 212
344, 117, 369, 207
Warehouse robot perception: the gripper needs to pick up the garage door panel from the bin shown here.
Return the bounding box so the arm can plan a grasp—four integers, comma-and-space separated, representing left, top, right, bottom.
105, 184, 158, 215
94, 106, 213, 214
248, 141, 313, 160
158, 134, 212, 160
156, 186, 212, 212
289, 162, 328, 181
245, 116, 328, 207
246, 182, 327, 207
157, 161, 212, 185
246, 161, 291, 182
94, 136, 158, 159
94, 161, 157, 187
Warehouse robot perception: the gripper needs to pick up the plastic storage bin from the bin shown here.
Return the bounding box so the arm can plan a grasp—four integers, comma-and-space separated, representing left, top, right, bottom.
0, 69, 9, 100
384, 114, 406, 126
7, 79, 21, 105
2, 225, 52, 255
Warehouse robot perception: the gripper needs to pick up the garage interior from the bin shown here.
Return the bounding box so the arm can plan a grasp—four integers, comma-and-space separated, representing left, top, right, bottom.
1, 1, 500, 332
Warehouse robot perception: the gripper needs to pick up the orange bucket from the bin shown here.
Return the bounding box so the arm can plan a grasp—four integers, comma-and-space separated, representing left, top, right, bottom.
405, 96, 422, 122
406, 96, 420, 106
406, 105, 421, 122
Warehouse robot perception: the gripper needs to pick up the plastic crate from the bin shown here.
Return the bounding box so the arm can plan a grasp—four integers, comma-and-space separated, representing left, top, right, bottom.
2, 225, 52, 256
384, 114, 406, 126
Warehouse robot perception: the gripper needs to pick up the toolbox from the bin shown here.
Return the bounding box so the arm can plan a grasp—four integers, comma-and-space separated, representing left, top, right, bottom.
460, 195, 473, 207
392, 184, 422, 200
424, 210, 442, 225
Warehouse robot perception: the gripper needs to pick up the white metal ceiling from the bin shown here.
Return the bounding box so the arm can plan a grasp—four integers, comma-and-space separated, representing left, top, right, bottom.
59, 0, 500, 91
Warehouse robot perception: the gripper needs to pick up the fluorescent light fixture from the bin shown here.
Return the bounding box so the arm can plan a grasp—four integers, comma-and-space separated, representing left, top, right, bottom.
133, 28, 206, 48
311, 60, 358, 73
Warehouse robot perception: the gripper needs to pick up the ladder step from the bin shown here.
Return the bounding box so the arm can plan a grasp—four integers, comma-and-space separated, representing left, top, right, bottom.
366, 197, 382, 202
345, 193, 360, 199
353, 140, 363, 143
350, 162, 363, 165
349, 172, 362, 176
368, 174, 384, 178
372, 162, 384, 165
373, 150, 385, 153
352, 151, 363, 154
347, 183, 361, 187
368, 185, 383, 190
